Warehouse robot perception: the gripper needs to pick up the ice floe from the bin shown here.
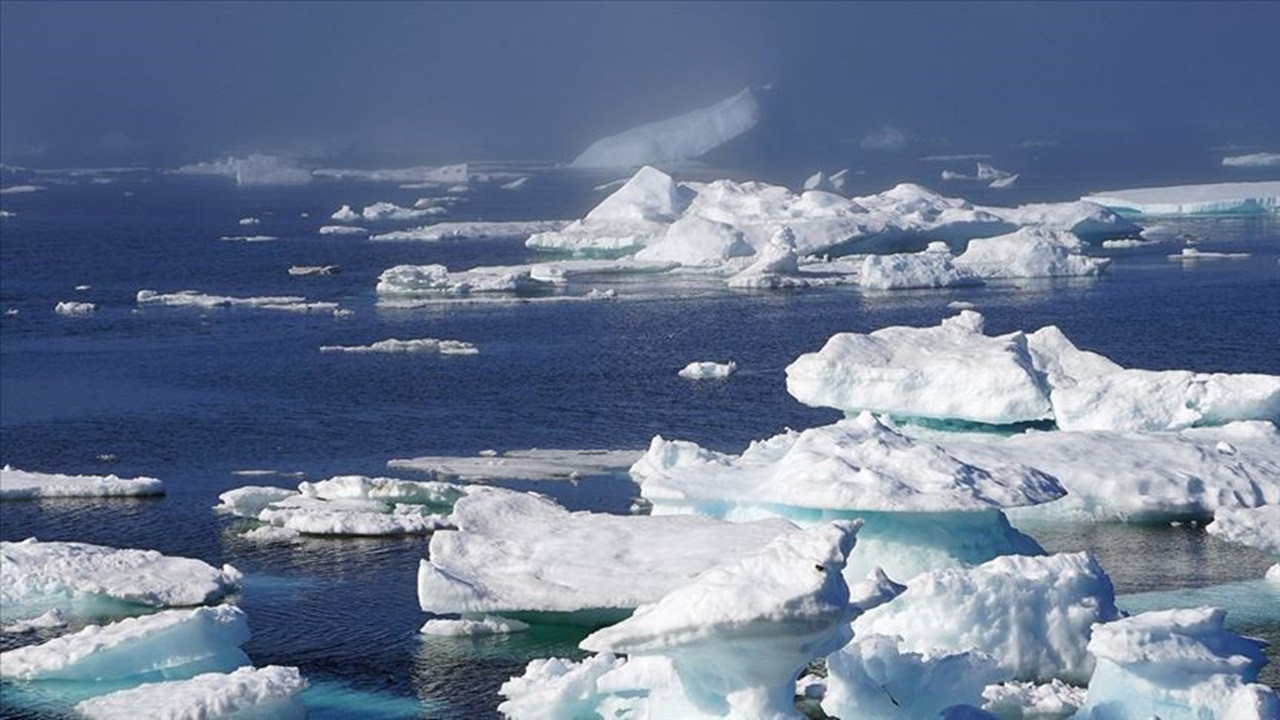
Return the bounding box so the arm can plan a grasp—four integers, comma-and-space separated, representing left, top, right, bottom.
0, 184, 46, 194
0, 539, 241, 621
677, 360, 736, 379
136, 289, 339, 314
852, 552, 1119, 684
954, 228, 1110, 279
1076, 607, 1277, 719
237, 216, 260, 226
287, 264, 340, 276
1206, 505, 1280, 556
417, 490, 795, 617
54, 301, 96, 316
2, 609, 67, 634
419, 614, 529, 636
570, 87, 760, 169
1169, 247, 1251, 260
1, 465, 164, 500
376, 264, 551, 297
1081, 181, 1280, 216
312, 163, 467, 185
859, 242, 982, 290
330, 204, 359, 221
175, 154, 311, 186
501, 177, 529, 190
317, 224, 367, 235
319, 338, 477, 355
1222, 152, 1280, 167
217, 234, 277, 243
0, 605, 250, 681
359, 201, 444, 222
370, 220, 568, 242
74, 665, 307, 720
388, 448, 640, 482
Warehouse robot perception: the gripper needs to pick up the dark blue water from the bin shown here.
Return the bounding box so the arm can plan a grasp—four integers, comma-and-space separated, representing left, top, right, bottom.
2, 169, 1278, 717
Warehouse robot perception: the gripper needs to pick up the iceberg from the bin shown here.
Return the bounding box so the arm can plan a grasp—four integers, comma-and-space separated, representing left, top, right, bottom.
979, 678, 1084, 718
312, 163, 467, 184
852, 552, 1119, 684
726, 226, 809, 289
74, 665, 308, 720
633, 214, 754, 267
1222, 152, 1280, 167
319, 338, 478, 355
1075, 607, 1277, 720
631, 412, 1059, 580
375, 264, 552, 297
370, 220, 569, 242
136, 290, 339, 314
317, 225, 367, 235
859, 242, 983, 290
570, 87, 761, 169
359, 201, 444, 222
528, 166, 690, 255
1206, 504, 1280, 556
0, 605, 250, 681
237, 216, 260, 226
174, 155, 311, 186
417, 490, 795, 618
954, 228, 1110, 279
387, 448, 641, 482
1081, 181, 1280, 216
678, 360, 736, 379
330, 204, 359, 221
217, 235, 277, 243
287, 264, 340, 276
54, 301, 96, 316
1, 466, 164, 500
1, 539, 241, 622
419, 614, 528, 636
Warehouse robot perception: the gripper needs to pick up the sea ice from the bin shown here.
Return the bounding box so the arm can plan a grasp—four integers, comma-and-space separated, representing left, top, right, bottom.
319, 338, 478, 355
312, 163, 467, 184
54, 301, 96, 316
287, 265, 340, 276
387, 448, 641, 482
1, 539, 241, 622
980, 678, 1085, 718
1206, 505, 1280, 555
858, 242, 983, 290
1075, 607, 1277, 719
370, 220, 568, 242
1221, 152, 1280, 168
570, 87, 761, 169
359, 201, 443, 222
2, 609, 67, 634
1081, 181, 1280, 216
419, 614, 529, 636
0, 605, 251, 681
632, 214, 754, 266
852, 552, 1119, 684
330, 204, 359, 221
678, 360, 736, 379
417, 489, 795, 617
75, 665, 308, 720
954, 228, 1110, 279
237, 216, 260, 226
1, 466, 164, 500
317, 225, 367, 235
0, 184, 46, 194
136, 290, 338, 314
218, 235, 277, 243
1169, 247, 1251, 260
375, 264, 552, 297
174, 155, 311, 186
501, 177, 529, 190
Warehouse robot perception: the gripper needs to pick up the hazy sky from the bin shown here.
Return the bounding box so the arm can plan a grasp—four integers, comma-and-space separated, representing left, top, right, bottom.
2, 1, 1277, 166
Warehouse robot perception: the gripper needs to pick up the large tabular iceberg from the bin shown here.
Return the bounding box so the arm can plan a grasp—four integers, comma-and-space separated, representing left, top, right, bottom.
1, 465, 164, 500
1, 539, 242, 622
632, 411, 1059, 580
74, 665, 308, 720
417, 489, 795, 619
1081, 181, 1280, 216
570, 87, 761, 169
1075, 607, 1278, 719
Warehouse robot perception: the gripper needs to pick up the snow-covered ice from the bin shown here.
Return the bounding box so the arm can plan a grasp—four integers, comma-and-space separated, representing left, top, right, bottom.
677, 360, 736, 379
137, 289, 339, 314
74, 665, 308, 720
388, 448, 641, 482
319, 338, 478, 355
570, 87, 761, 169
54, 301, 96, 316
852, 552, 1119, 684
1081, 181, 1280, 216
287, 265, 340, 276
1, 466, 163, 500
419, 614, 529, 636
417, 489, 796, 616
175, 155, 311, 186
2, 609, 67, 634
330, 204, 359, 222
980, 679, 1084, 719
312, 163, 467, 184
371, 220, 568, 242
954, 228, 1110, 279
1206, 505, 1280, 556
317, 224, 367, 235
859, 243, 983, 290
359, 201, 444, 222
376, 264, 552, 297
1222, 152, 1280, 168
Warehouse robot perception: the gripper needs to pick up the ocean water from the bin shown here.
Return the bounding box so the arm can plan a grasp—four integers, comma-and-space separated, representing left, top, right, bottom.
1, 168, 1278, 718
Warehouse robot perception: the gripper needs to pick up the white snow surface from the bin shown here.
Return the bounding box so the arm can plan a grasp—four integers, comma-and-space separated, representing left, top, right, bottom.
388, 448, 641, 481
1081, 181, 1280, 216
1206, 505, 1280, 555
570, 87, 761, 168
0, 539, 241, 621
371, 220, 568, 242
955, 228, 1110, 279
1221, 152, 1280, 167
678, 360, 736, 379
319, 338, 478, 355
0, 605, 251, 681
859, 243, 983, 290
1, 465, 164, 500
852, 552, 1119, 684
418, 489, 796, 615
980, 679, 1085, 719
136, 289, 338, 314
1077, 607, 1276, 720
0, 184, 46, 194
75, 665, 308, 720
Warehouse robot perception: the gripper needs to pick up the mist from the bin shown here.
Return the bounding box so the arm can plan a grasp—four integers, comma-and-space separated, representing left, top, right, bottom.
2, 1, 1277, 168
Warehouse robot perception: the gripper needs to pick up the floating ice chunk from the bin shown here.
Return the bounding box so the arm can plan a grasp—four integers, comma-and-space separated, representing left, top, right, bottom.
330, 204, 359, 222
853, 552, 1119, 684
570, 87, 760, 168
1168, 247, 1251, 260
822, 635, 1008, 720
0, 209, 16, 218
727, 226, 809, 289
1076, 607, 1276, 720
74, 665, 307, 720
677, 360, 736, 380
498, 653, 628, 720
955, 228, 1110, 279
1049, 368, 1280, 432
577, 522, 860, 720
388, 448, 641, 482
1221, 152, 1280, 168
419, 614, 528, 636
1, 466, 164, 500
376, 264, 551, 296
993, 200, 1138, 239
803, 171, 829, 191
1, 539, 241, 622
948, 300, 976, 310
359, 201, 443, 222
136, 289, 338, 313
633, 214, 754, 266
175, 155, 311, 186
527, 167, 688, 255
371, 220, 568, 242
319, 338, 478, 355
0, 605, 250, 681
237, 216, 260, 226
54, 301, 96, 316
859, 242, 983, 290
2, 609, 67, 634
913, 422, 1280, 522
1081, 181, 1280, 216
318, 224, 367, 235
418, 490, 795, 616
1206, 505, 1280, 555
980, 678, 1084, 718
786, 311, 1052, 425
0, 184, 46, 194
218, 235, 277, 243
1100, 237, 1163, 249
287, 264, 340, 276
988, 173, 1019, 189
501, 177, 529, 190
213, 486, 300, 519
312, 163, 467, 184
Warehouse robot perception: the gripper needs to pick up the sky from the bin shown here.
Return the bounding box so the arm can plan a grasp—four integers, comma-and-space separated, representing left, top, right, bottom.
2, 1, 1277, 167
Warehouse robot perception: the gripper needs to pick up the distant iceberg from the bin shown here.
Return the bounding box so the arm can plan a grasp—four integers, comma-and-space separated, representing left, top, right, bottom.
54, 301, 96, 316
1081, 181, 1280, 216
1222, 152, 1280, 167
136, 289, 339, 314
1, 465, 163, 500
312, 163, 467, 185
370, 220, 568, 242
570, 87, 761, 169
319, 337, 477, 355
174, 154, 311, 187
677, 360, 736, 380
359, 201, 445, 222
317, 224, 367, 236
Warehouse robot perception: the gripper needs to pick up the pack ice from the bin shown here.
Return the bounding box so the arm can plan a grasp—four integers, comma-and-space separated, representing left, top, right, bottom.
1, 465, 164, 500
1, 539, 241, 622
1081, 181, 1280, 216
786, 310, 1280, 431
388, 448, 641, 481
75, 665, 307, 720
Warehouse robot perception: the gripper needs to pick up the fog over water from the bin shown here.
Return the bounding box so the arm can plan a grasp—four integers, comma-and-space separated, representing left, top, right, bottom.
2, 1, 1278, 168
